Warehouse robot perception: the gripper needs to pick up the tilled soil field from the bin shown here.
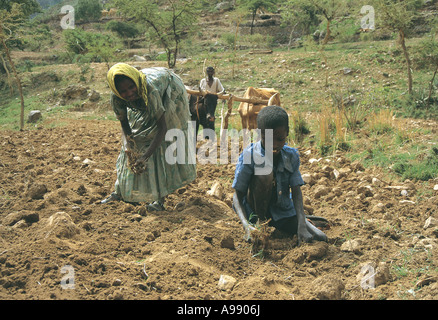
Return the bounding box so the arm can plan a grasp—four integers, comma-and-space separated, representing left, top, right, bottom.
0, 119, 437, 301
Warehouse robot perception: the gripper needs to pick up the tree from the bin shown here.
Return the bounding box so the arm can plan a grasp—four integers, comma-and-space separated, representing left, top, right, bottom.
36, 0, 66, 10
76, 0, 102, 22
0, 0, 41, 17
0, 3, 26, 130
307, 0, 350, 45
418, 26, 438, 108
237, 0, 279, 35
281, 0, 319, 49
106, 20, 140, 39
113, 0, 201, 68
286, 0, 350, 45
373, 0, 423, 95
105, 20, 140, 48
87, 33, 121, 70
63, 28, 121, 69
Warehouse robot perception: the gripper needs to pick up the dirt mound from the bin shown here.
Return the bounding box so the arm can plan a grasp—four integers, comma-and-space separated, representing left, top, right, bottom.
0, 119, 437, 300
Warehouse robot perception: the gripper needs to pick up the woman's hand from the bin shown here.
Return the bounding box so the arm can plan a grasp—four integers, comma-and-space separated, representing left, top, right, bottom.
131, 114, 167, 174
132, 154, 149, 174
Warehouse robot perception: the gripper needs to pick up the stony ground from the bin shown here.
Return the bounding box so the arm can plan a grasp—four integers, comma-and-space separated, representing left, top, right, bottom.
1, 116, 437, 301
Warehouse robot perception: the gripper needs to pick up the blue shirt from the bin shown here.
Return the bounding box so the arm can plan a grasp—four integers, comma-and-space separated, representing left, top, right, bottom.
232, 140, 304, 221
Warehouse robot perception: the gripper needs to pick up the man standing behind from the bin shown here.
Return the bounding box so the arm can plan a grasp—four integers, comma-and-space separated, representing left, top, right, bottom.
199, 66, 224, 94
196, 66, 224, 139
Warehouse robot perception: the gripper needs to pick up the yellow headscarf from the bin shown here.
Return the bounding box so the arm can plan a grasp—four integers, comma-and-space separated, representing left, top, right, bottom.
107, 63, 148, 105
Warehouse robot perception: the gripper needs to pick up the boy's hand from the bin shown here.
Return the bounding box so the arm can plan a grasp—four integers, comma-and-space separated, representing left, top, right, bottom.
297, 226, 313, 246
243, 223, 258, 242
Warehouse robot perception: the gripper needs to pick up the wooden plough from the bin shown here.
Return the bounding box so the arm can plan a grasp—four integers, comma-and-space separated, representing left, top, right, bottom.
185, 88, 270, 131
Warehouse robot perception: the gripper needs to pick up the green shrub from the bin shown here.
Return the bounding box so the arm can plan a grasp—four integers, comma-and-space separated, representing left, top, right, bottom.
75, 0, 102, 22
397, 89, 438, 119
390, 147, 438, 181
153, 52, 167, 62
62, 29, 121, 63
290, 110, 310, 143
63, 29, 89, 54
243, 33, 275, 48
333, 18, 360, 43
221, 32, 236, 47
105, 20, 140, 38
22, 23, 54, 52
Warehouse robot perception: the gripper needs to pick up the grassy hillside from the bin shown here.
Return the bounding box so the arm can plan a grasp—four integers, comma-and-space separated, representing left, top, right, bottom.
1, 1, 438, 183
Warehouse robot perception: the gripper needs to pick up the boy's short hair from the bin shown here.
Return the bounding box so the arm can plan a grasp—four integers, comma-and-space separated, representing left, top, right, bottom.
257, 105, 289, 131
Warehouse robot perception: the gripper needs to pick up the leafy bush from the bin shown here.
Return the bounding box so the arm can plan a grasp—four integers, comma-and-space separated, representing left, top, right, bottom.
243, 33, 275, 48
397, 89, 438, 119
290, 110, 310, 143
155, 52, 168, 61
63, 29, 89, 54
62, 29, 121, 64
75, 0, 102, 22
22, 23, 54, 52
105, 20, 140, 38
221, 32, 236, 47
332, 18, 360, 43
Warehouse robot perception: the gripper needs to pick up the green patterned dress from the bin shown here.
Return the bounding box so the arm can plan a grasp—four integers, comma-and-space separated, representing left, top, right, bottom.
111, 67, 196, 202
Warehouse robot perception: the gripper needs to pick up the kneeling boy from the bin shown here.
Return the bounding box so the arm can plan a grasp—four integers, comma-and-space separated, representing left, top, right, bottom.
232, 105, 327, 245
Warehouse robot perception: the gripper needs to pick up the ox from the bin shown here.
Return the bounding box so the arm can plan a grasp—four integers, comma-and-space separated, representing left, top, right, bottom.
187, 91, 219, 140
238, 87, 281, 130
101, 8, 118, 18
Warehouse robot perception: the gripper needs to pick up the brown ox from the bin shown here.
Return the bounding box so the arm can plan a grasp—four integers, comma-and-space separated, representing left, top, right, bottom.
108, 8, 118, 16
101, 8, 117, 17
238, 87, 281, 130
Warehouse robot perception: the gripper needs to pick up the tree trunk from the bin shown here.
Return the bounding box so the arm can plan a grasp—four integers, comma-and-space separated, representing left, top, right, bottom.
173, 41, 179, 68
427, 65, 438, 109
232, 15, 242, 79
0, 53, 14, 95
1, 37, 25, 131
287, 22, 299, 50
399, 29, 413, 95
322, 19, 331, 45
166, 48, 175, 69
169, 48, 177, 69
250, 10, 256, 35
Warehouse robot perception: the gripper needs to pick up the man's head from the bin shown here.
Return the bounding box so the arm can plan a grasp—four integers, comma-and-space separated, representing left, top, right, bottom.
257, 105, 289, 156
206, 66, 215, 78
